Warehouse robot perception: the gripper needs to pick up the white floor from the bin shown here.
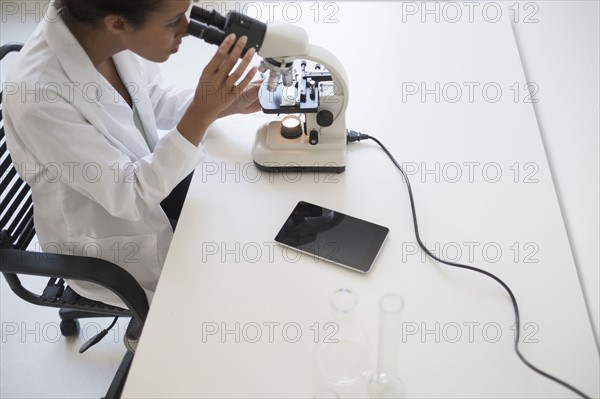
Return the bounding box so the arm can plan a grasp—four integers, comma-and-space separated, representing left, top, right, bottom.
1, 1, 598, 398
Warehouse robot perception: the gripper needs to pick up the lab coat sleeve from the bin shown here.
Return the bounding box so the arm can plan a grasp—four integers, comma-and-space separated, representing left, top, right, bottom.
144, 61, 195, 131
7, 87, 205, 222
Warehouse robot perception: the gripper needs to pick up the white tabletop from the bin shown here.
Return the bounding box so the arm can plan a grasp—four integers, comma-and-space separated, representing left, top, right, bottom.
123, 2, 599, 398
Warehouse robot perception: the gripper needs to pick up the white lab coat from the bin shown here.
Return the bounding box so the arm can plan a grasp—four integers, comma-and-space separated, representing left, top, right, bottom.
3, 5, 206, 307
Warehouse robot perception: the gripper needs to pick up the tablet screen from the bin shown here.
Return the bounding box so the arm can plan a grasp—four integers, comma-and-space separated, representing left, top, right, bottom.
275, 201, 389, 273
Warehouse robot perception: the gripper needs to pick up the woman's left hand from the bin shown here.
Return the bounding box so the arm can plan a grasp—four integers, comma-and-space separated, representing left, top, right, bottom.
217, 80, 263, 118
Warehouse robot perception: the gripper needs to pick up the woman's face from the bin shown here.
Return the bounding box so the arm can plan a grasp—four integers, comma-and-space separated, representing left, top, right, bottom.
120, 0, 191, 62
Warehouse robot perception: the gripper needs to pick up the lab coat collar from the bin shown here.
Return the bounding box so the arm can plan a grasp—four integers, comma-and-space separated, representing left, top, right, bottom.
113, 52, 159, 151
43, 4, 158, 156
43, 4, 107, 107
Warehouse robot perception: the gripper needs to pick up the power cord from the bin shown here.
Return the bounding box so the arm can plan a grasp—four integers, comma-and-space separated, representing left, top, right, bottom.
79, 317, 119, 354
346, 129, 590, 399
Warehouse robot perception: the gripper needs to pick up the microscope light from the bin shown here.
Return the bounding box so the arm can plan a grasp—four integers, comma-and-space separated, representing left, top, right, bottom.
280, 116, 303, 139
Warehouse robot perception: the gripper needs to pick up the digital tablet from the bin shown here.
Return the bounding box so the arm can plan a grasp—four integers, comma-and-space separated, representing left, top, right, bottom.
274, 201, 389, 273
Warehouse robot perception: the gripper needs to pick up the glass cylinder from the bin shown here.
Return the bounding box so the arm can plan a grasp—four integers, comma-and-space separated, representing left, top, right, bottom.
368, 293, 405, 398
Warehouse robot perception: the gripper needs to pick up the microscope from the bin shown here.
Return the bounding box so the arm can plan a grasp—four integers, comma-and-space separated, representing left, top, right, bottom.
188, 6, 349, 173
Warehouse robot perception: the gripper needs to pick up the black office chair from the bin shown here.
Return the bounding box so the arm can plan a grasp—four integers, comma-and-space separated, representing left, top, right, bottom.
0, 43, 148, 399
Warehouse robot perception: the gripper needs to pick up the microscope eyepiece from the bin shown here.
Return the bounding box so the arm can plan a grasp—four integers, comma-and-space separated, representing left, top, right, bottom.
187, 20, 226, 46
187, 6, 267, 58
190, 7, 226, 30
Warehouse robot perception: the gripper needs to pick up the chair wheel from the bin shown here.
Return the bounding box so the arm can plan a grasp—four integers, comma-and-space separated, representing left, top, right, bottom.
60, 319, 80, 337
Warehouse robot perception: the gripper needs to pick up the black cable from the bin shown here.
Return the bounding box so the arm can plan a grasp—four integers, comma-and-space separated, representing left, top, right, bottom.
347, 130, 590, 399
79, 316, 119, 354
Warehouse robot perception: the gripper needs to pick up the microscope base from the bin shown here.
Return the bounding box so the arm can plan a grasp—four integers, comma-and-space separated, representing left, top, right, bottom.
252, 121, 347, 174
253, 161, 345, 174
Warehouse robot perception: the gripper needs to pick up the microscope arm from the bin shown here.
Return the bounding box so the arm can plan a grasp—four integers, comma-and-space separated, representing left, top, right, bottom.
300, 44, 350, 123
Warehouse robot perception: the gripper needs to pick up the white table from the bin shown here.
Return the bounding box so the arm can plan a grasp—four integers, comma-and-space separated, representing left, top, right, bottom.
122, 2, 599, 397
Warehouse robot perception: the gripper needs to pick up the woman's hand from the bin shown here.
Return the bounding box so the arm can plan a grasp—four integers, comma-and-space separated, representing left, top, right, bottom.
177, 34, 258, 146
217, 79, 263, 119
194, 33, 258, 119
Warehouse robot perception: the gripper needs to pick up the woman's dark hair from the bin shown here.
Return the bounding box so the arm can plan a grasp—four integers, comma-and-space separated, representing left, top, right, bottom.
58, 0, 164, 27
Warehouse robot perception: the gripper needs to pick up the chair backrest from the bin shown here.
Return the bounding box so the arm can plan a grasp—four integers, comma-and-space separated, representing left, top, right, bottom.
0, 43, 34, 251
1, 42, 51, 305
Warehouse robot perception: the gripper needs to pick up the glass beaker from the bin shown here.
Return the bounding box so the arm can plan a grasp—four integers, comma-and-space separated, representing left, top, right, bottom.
368, 293, 405, 398
316, 288, 373, 385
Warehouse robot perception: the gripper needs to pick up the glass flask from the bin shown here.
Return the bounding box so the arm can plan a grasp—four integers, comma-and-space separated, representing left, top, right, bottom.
316, 288, 373, 386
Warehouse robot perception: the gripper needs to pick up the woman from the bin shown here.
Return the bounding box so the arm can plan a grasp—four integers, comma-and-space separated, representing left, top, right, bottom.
3, 0, 259, 307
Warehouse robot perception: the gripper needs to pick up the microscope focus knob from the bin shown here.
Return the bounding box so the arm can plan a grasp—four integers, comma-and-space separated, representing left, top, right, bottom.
316, 110, 334, 127
309, 130, 319, 145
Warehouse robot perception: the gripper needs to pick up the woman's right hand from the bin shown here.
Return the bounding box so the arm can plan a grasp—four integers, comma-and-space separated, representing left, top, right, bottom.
177, 34, 258, 146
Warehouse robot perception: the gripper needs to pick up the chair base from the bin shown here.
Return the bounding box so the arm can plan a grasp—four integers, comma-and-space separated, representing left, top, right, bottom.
59, 308, 128, 337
